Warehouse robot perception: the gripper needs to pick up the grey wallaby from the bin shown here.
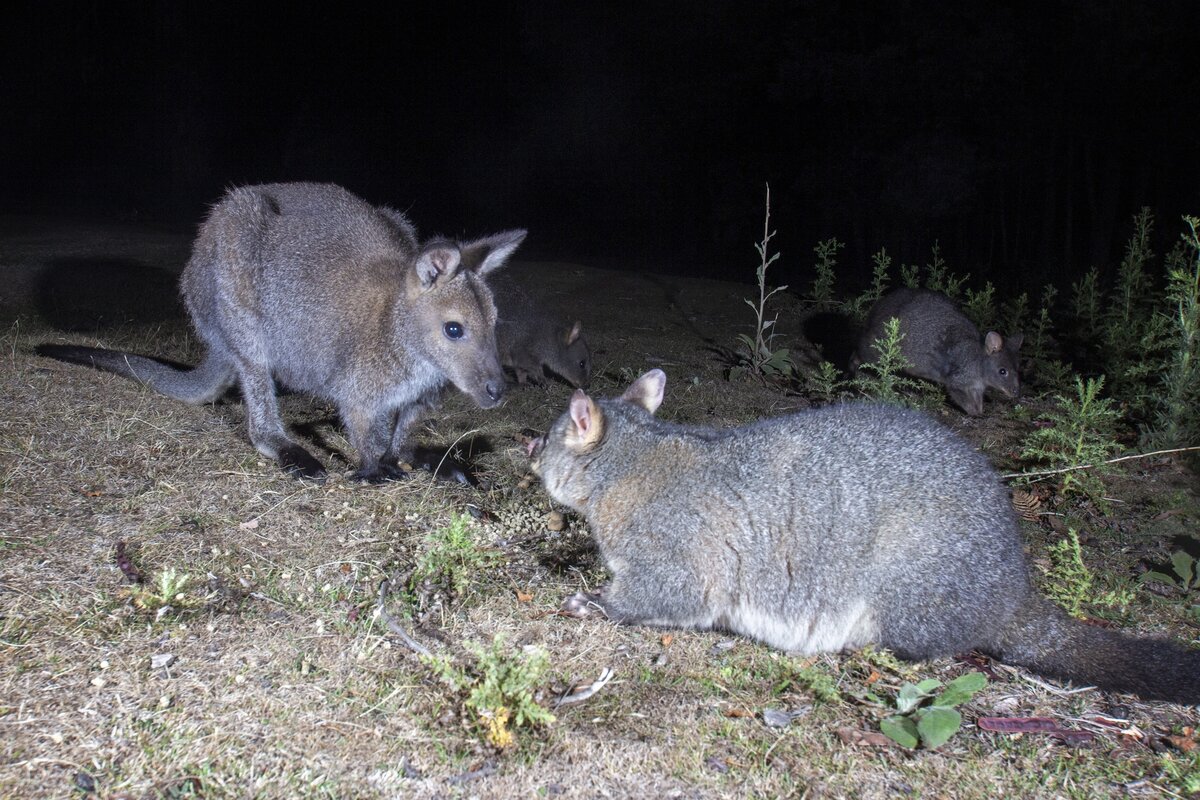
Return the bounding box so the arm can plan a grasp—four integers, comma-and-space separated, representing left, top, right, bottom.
492, 276, 592, 388
850, 287, 1022, 415
37, 182, 526, 482
528, 370, 1200, 704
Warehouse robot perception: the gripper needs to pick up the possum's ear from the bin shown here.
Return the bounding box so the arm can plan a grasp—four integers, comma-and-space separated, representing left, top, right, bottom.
461, 229, 527, 275
567, 389, 604, 449
412, 243, 462, 290
620, 369, 665, 415
984, 331, 1004, 354
565, 320, 582, 345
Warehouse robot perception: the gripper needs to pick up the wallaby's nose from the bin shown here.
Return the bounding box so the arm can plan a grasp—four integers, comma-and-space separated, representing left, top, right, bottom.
486, 380, 503, 403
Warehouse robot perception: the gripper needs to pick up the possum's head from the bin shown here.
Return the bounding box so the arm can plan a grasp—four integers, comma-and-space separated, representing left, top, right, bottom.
527, 369, 665, 508
406, 229, 526, 409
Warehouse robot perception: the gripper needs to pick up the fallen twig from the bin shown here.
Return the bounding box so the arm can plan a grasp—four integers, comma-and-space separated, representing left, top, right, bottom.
1001, 446, 1200, 481
377, 577, 432, 657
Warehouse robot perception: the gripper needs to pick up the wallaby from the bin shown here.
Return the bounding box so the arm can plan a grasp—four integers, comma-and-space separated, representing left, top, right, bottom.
37, 182, 526, 483
492, 276, 592, 388
528, 370, 1200, 704
850, 288, 1022, 415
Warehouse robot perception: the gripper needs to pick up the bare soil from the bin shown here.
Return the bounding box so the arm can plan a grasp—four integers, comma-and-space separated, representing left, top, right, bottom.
2, 217, 1198, 799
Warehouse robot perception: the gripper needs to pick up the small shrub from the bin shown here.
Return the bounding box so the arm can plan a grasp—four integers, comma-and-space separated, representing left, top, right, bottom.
1140, 549, 1200, 594
849, 318, 932, 407
410, 514, 497, 600
844, 247, 893, 324
1018, 375, 1123, 504
805, 237, 845, 311
430, 635, 556, 749
1042, 529, 1136, 618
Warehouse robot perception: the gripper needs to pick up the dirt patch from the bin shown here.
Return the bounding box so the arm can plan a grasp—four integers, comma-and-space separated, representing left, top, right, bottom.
2, 219, 1198, 798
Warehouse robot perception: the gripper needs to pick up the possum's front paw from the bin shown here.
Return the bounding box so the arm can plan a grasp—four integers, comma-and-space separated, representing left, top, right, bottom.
561, 590, 608, 618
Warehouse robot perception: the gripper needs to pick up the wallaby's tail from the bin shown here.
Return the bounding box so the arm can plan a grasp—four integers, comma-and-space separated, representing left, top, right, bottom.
36, 344, 234, 405
989, 596, 1200, 704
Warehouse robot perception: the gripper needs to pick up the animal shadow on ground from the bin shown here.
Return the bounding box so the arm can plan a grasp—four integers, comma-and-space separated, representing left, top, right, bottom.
35, 258, 183, 331
802, 309, 859, 372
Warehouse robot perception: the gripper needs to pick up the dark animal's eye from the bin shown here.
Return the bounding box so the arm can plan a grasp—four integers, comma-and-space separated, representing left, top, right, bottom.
999, 368, 1008, 376
444, 322, 464, 340
579, 359, 587, 369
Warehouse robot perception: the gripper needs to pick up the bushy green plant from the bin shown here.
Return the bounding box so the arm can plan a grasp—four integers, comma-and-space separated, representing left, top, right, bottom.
844, 247, 893, 323
849, 318, 933, 407
410, 514, 497, 599
733, 185, 796, 383
1136, 216, 1200, 448
962, 282, 997, 333
922, 241, 967, 300
880, 672, 987, 750
1019, 375, 1123, 503
1042, 529, 1136, 618
805, 237, 845, 311
1103, 208, 1159, 399
803, 360, 847, 404
429, 635, 555, 749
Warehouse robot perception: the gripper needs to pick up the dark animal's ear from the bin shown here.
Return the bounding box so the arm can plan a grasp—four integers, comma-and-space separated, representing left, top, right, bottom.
460, 229, 527, 276
413, 243, 462, 289
983, 331, 1004, 354
567, 389, 604, 449
565, 320, 583, 345
620, 369, 666, 415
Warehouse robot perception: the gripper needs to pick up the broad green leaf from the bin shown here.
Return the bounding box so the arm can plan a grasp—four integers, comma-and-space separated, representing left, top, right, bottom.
895, 682, 927, 714
1171, 551, 1195, 586
1140, 570, 1183, 588
917, 706, 962, 750
915, 678, 943, 694
933, 672, 987, 707
880, 715, 920, 749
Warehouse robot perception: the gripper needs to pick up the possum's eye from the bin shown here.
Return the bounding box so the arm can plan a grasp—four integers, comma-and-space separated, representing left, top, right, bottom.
443, 321, 465, 340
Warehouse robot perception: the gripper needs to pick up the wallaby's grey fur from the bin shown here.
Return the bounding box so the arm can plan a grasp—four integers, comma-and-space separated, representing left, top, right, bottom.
528, 370, 1200, 704
37, 182, 526, 482
850, 288, 1022, 415
492, 276, 592, 388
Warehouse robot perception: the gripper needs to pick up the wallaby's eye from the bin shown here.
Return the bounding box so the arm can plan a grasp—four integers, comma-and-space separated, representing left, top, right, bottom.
444, 321, 465, 340
999, 368, 1008, 376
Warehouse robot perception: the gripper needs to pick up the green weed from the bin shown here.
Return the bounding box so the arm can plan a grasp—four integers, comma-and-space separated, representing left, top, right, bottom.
733, 185, 796, 383
429, 635, 555, 750
879, 672, 987, 750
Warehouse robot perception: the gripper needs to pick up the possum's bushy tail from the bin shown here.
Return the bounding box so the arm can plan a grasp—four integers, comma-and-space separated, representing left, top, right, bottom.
989, 596, 1200, 704
36, 344, 233, 405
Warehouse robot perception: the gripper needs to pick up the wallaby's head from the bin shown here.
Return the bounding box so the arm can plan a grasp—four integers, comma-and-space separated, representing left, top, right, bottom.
981, 330, 1023, 399
406, 229, 527, 409
528, 369, 665, 506
551, 320, 592, 389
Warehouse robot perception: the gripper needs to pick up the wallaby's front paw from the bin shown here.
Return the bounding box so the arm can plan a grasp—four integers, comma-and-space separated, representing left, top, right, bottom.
561, 591, 607, 618
351, 463, 408, 484
279, 445, 326, 482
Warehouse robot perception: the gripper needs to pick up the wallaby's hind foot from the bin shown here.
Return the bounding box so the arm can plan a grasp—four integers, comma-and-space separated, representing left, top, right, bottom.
351, 463, 408, 484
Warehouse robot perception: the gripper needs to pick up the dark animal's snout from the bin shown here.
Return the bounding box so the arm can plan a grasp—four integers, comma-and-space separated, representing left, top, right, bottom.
486, 380, 504, 404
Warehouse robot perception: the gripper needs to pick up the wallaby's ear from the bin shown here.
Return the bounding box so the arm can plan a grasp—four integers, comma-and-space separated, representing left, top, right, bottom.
461, 229, 527, 276
567, 389, 604, 449
565, 320, 583, 345
413, 243, 462, 290
1006, 331, 1024, 352
983, 331, 1004, 354
620, 369, 666, 415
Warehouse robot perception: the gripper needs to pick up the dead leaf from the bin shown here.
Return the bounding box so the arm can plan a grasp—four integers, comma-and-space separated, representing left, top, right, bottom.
515, 589, 533, 602
836, 727, 893, 747
977, 717, 1061, 733
556, 667, 615, 707
238, 518, 260, 530
660, 634, 673, 647
339, 563, 352, 574
865, 669, 881, 684
1167, 735, 1197, 753
724, 708, 754, 718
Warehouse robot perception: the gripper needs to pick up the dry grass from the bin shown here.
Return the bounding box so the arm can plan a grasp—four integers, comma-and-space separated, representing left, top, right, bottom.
2, 221, 1198, 798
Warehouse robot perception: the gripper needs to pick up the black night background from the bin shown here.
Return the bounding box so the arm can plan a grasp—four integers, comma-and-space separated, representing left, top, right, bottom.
4, 2, 1198, 293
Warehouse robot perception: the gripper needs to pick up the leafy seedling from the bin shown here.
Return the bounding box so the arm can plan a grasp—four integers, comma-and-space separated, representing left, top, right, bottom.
880, 672, 987, 750
1140, 550, 1200, 594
